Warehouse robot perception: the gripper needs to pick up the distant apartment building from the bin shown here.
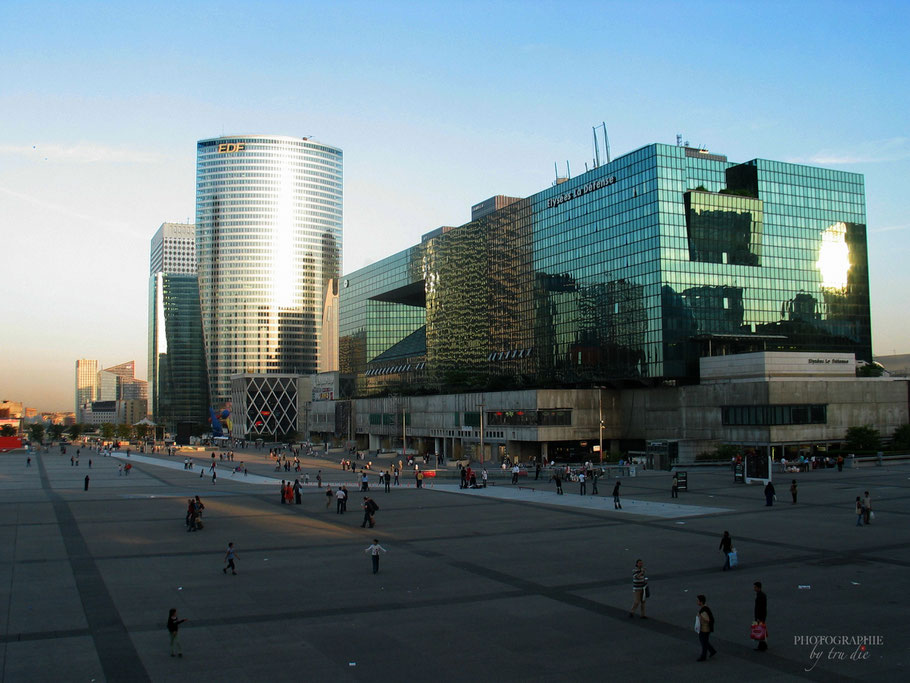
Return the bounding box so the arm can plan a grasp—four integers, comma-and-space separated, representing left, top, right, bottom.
79, 399, 147, 426
0, 401, 24, 418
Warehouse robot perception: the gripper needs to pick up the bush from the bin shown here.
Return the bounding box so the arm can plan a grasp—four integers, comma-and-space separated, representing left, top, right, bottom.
891, 424, 910, 451
845, 425, 881, 452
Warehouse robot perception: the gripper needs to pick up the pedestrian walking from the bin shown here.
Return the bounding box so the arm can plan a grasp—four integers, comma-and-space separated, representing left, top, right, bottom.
364, 539, 387, 574
613, 481, 622, 509
863, 491, 872, 524
284, 481, 293, 504
88, 459, 92, 468
790, 480, 798, 504
579, 471, 586, 495
511, 464, 520, 484
211, 468, 217, 484
280, 480, 286, 504
118, 463, 123, 476
764, 481, 776, 506
671, 473, 679, 498
325, 486, 333, 508
341, 485, 349, 512
591, 469, 599, 495
535, 463, 541, 480
719, 531, 734, 571
223, 542, 238, 574
26, 457, 31, 467
855, 496, 864, 526
695, 595, 717, 661
361, 496, 378, 528
167, 608, 186, 657
361, 472, 370, 491
316, 470, 322, 488
384, 471, 391, 493
753, 582, 768, 651
294, 478, 302, 504
553, 471, 563, 495
84, 475, 90, 491
628, 559, 648, 618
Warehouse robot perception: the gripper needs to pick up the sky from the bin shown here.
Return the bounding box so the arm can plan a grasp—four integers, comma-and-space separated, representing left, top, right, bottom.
1, 0, 908, 412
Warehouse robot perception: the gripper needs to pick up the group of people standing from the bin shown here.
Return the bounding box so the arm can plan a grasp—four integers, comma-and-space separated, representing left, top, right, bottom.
185, 496, 205, 531
279, 479, 303, 505
628, 558, 769, 660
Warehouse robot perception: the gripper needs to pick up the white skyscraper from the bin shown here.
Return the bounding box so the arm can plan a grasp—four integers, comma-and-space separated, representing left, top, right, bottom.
195, 135, 343, 403
150, 222, 196, 275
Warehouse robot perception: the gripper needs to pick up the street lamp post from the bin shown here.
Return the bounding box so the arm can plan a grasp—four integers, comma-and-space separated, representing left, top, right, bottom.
598, 389, 604, 466
477, 401, 485, 467
401, 400, 407, 463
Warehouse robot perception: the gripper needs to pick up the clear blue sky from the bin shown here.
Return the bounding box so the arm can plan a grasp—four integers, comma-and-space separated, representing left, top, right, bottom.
1, 0, 908, 411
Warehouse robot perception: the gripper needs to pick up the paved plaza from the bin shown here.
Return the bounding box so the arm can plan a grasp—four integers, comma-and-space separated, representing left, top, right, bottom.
0, 447, 907, 682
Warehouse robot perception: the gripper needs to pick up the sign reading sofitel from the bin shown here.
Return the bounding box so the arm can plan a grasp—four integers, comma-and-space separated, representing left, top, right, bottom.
217, 143, 245, 153
548, 175, 616, 208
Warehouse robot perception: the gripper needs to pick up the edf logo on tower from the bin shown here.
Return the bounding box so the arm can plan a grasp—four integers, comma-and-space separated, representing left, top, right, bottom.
217, 143, 245, 153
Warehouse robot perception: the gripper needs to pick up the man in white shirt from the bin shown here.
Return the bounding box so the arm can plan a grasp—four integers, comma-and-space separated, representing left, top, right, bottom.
364, 539, 387, 574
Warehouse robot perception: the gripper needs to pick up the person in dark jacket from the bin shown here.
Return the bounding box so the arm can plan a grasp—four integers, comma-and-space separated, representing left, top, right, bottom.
753, 582, 768, 651
719, 531, 733, 570
764, 481, 776, 506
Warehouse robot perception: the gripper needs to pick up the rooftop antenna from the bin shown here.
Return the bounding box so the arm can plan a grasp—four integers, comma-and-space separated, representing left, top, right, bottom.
593, 125, 601, 169
602, 122, 611, 164
676, 133, 682, 146
566, 160, 571, 179
554, 162, 559, 182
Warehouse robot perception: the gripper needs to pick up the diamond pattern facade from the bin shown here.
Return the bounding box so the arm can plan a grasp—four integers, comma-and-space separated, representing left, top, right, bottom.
231, 374, 300, 440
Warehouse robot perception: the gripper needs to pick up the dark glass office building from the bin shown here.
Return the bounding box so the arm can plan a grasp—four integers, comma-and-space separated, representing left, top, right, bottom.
339, 143, 870, 396
148, 273, 210, 430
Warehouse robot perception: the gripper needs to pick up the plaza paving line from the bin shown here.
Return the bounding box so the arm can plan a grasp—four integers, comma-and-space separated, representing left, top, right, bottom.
430, 483, 731, 518
385, 541, 860, 683
35, 453, 152, 682
111, 452, 365, 489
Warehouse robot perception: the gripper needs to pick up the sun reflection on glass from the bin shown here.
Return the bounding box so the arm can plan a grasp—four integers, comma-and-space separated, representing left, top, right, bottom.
817, 222, 850, 291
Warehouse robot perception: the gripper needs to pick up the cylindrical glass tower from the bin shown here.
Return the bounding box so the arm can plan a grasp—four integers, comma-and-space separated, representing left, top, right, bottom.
196, 135, 343, 403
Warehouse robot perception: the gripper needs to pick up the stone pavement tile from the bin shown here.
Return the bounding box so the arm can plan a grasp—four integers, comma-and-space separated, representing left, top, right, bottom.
0, 564, 10, 633
10, 521, 68, 563
7, 559, 87, 634
3, 635, 102, 683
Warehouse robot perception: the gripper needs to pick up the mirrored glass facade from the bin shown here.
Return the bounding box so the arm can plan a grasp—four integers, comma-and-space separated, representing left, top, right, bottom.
196, 135, 343, 402
148, 273, 209, 430
340, 143, 870, 395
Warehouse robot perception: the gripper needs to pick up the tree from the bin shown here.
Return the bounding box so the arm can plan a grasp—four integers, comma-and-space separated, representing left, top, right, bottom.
844, 425, 881, 452
26, 423, 45, 444
68, 423, 84, 441
891, 424, 910, 451
857, 362, 885, 377
100, 423, 115, 440
1, 424, 17, 437
134, 424, 150, 441
48, 424, 65, 441
116, 423, 133, 441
